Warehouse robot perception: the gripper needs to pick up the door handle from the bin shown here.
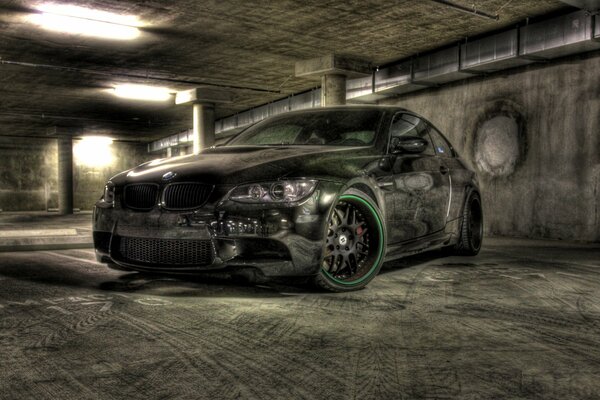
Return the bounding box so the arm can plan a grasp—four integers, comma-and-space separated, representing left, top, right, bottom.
439, 165, 449, 175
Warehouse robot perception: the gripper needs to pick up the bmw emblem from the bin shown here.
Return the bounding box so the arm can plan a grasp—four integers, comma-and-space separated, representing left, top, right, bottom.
162, 171, 177, 181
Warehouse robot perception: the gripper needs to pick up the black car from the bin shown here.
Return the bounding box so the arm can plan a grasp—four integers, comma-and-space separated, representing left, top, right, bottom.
93, 106, 483, 291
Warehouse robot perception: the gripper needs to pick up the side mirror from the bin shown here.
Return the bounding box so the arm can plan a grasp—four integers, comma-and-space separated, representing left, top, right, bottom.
391, 136, 428, 154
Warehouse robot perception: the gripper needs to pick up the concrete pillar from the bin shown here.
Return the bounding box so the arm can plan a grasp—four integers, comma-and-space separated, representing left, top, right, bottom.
321, 73, 347, 106
295, 54, 372, 107
57, 136, 73, 215
166, 147, 172, 158
193, 103, 215, 154
175, 88, 231, 155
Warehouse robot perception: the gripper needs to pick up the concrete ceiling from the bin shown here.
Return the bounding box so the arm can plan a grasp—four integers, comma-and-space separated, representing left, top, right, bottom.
0, 0, 568, 141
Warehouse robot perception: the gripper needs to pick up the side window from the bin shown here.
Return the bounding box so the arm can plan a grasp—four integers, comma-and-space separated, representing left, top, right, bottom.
428, 126, 454, 158
389, 113, 435, 156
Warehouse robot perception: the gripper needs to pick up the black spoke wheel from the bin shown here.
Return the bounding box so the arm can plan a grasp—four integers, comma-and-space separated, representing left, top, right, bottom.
314, 190, 385, 292
453, 189, 483, 255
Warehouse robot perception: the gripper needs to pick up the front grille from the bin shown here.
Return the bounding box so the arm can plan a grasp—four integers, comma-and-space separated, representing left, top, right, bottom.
123, 184, 159, 210
118, 236, 215, 266
162, 183, 213, 210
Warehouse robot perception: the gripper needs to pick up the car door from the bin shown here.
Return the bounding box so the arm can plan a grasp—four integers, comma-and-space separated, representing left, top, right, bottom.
428, 125, 459, 222
386, 113, 451, 244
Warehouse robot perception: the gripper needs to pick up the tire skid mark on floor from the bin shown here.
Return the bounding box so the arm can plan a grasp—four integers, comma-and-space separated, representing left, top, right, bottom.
397, 265, 464, 399
0, 300, 117, 351
113, 313, 236, 399
146, 314, 331, 400
33, 310, 115, 349
446, 302, 600, 365
2, 298, 124, 399
6, 325, 115, 400
352, 343, 408, 400
577, 295, 600, 327
29, 359, 114, 400
227, 310, 303, 340
514, 322, 600, 369
173, 303, 355, 390
115, 312, 286, 400
445, 303, 600, 334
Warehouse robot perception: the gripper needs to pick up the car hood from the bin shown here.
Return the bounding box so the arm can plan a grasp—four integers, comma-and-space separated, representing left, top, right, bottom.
111, 145, 380, 186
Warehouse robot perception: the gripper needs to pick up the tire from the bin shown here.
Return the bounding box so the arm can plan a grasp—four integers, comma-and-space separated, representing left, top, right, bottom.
314, 189, 386, 292
453, 189, 483, 256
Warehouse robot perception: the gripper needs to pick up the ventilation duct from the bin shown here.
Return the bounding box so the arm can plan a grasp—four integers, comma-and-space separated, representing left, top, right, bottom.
148, 130, 191, 152
252, 104, 270, 123
270, 97, 290, 115
220, 115, 237, 132
413, 45, 476, 84
290, 91, 314, 111
519, 10, 600, 59
236, 109, 253, 127
374, 60, 428, 95
461, 29, 534, 72
346, 76, 387, 103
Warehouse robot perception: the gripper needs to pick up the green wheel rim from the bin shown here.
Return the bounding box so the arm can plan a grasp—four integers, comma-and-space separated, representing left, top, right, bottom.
321, 194, 384, 286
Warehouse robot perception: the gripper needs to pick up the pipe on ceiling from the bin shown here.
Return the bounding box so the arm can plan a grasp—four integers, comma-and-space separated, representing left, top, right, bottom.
429, 0, 500, 21
0, 59, 282, 94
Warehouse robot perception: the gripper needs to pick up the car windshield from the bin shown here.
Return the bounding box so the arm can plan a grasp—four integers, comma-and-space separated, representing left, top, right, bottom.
227, 109, 382, 146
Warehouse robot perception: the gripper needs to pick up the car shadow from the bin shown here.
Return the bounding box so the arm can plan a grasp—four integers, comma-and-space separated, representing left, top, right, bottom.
0, 255, 311, 299
0, 248, 464, 299
379, 249, 451, 275
97, 270, 314, 298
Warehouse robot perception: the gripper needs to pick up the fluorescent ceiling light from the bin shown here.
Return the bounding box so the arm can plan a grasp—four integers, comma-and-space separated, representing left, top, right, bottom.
28, 4, 142, 40
112, 84, 173, 101
74, 136, 114, 168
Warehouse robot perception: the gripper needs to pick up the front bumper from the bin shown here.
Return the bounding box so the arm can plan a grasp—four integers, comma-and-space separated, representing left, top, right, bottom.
93, 183, 339, 277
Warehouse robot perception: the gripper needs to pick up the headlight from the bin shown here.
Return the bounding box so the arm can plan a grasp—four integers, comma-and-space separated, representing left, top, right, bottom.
229, 180, 317, 203
102, 181, 115, 205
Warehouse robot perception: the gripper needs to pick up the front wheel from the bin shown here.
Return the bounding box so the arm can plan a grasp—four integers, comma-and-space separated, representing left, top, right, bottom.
314, 190, 386, 292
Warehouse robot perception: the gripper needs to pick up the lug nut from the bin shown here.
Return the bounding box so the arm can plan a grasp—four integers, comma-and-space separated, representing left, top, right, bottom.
336, 245, 340, 249
345, 246, 349, 250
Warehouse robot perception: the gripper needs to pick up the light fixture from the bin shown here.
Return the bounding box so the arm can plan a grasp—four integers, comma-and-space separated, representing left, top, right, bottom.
74, 136, 114, 168
28, 4, 142, 40
112, 84, 173, 101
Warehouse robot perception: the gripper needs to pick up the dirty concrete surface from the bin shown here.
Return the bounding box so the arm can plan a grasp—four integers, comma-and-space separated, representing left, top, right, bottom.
1, 237, 599, 399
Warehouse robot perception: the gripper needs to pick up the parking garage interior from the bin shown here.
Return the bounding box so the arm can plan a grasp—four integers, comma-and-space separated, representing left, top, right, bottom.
1, 0, 600, 399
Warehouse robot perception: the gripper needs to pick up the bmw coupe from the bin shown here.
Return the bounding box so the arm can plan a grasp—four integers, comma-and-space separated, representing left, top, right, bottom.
93, 106, 483, 291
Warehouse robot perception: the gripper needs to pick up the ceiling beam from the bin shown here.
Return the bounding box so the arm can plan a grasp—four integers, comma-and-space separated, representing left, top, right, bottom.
429, 0, 499, 21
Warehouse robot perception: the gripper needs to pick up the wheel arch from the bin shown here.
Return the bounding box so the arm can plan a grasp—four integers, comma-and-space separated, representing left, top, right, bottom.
341, 176, 386, 212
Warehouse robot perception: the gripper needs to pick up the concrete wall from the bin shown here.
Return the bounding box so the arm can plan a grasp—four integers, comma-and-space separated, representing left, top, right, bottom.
0, 137, 152, 212
380, 51, 600, 242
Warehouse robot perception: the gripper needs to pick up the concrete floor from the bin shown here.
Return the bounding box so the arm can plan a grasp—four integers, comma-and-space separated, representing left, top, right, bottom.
1, 238, 600, 399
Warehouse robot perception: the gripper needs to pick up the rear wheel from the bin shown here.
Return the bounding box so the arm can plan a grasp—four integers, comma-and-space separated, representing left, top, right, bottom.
314, 190, 386, 292
453, 189, 483, 255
